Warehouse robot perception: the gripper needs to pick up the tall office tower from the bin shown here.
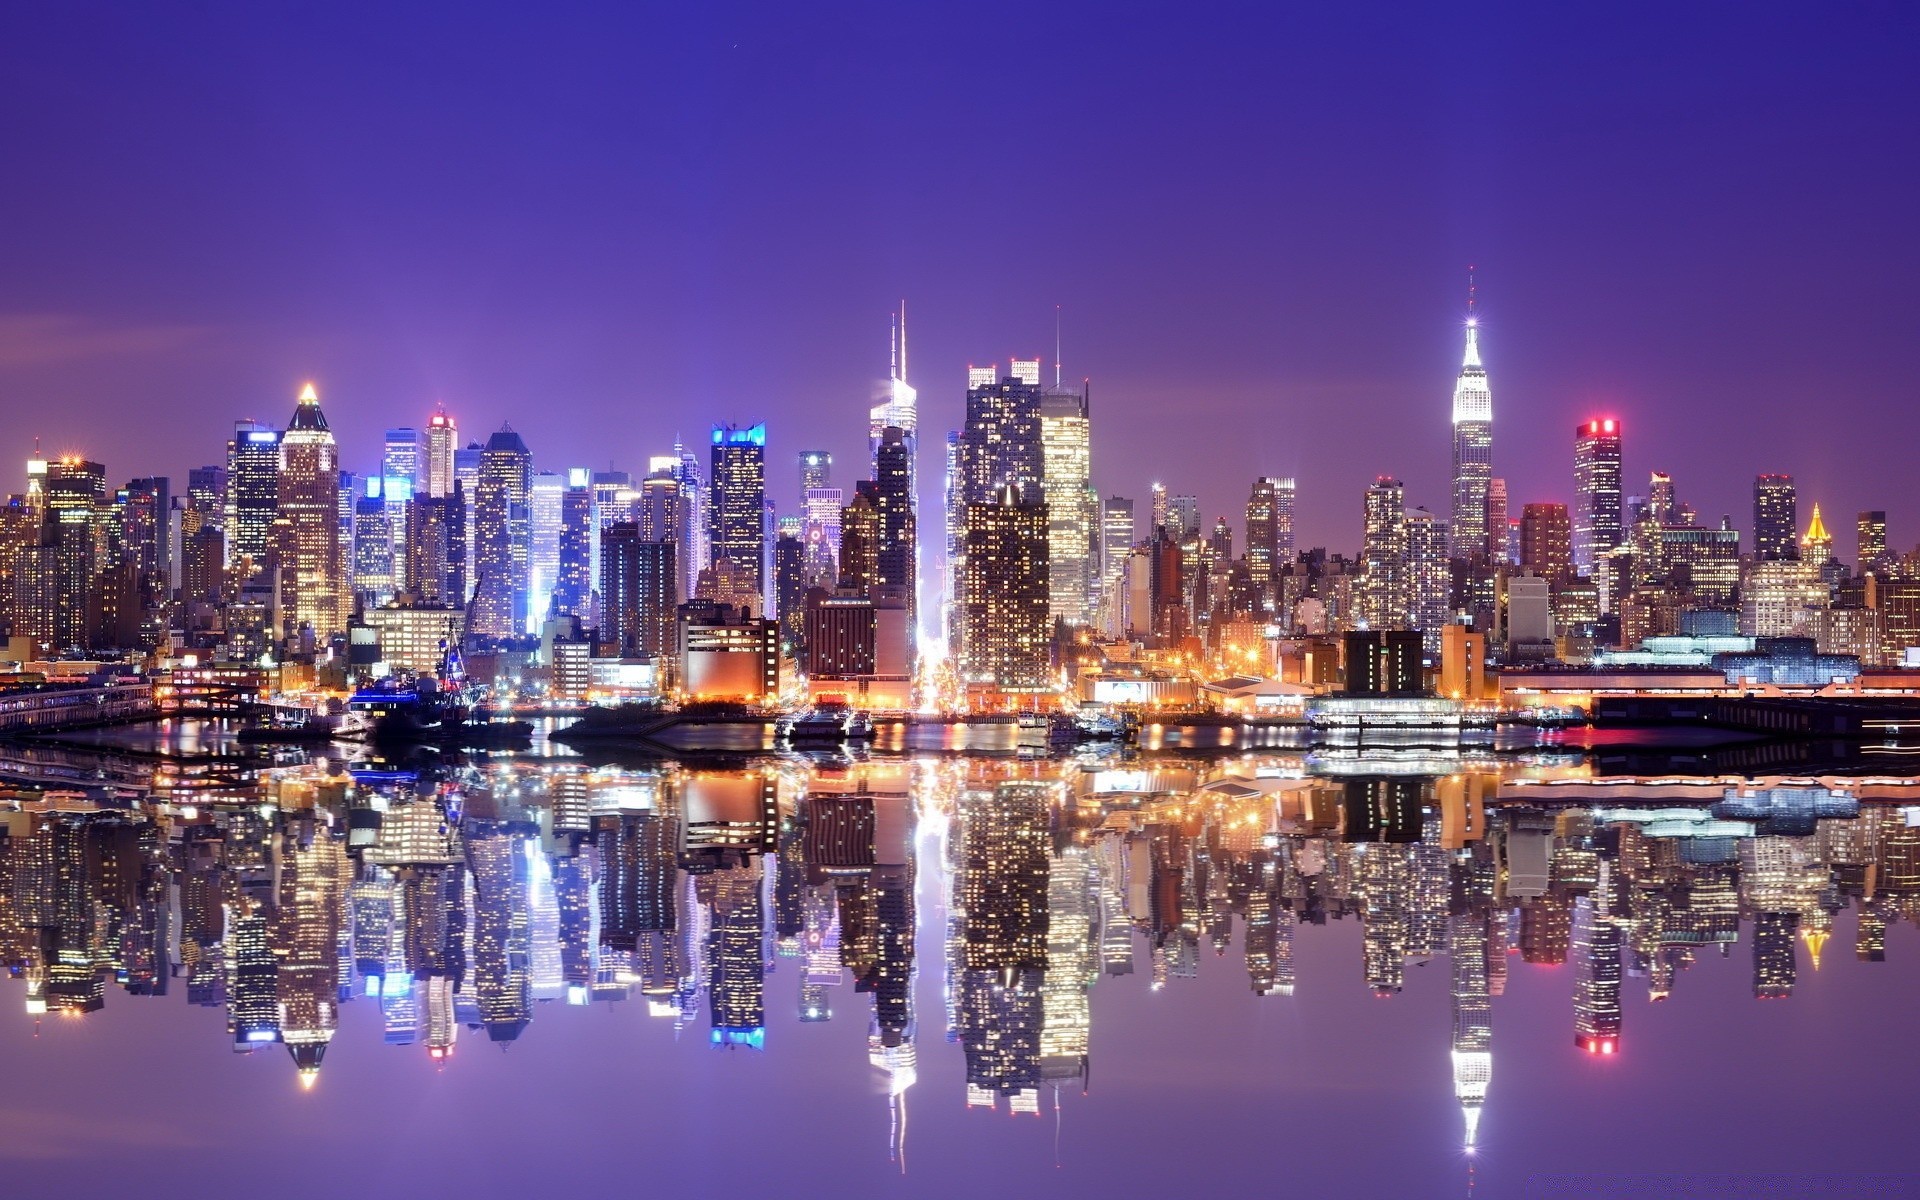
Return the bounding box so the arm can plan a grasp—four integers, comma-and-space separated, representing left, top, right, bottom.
958, 363, 1045, 506
637, 461, 700, 602
528, 470, 565, 624
1244, 477, 1285, 596
802, 485, 843, 579
1450, 314, 1494, 562
382, 428, 423, 576
453, 442, 483, 588
839, 488, 880, 592
445, 482, 468, 606
424, 410, 457, 498
1209, 516, 1233, 561
551, 474, 595, 620
959, 485, 1051, 688
1357, 477, 1409, 630
708, 424, 767, 601
1150, 482, 1168, 534
185, 465, 227, 534
1167, 494, 1200, 543
1038, 384, 1095, 626
406, 494, 458, 604
23, 449, 47, 512
117, 476, 171, 583
773, 531, 807, 649
1405, 507, 1451, 649
1486, 477, 1509, 565
226, 421, 281, 572
673, 439, 710, 587
470, 425, 533, 638
1858, 510, 1888, 573
873, 426, 918, 629
1646, 471, 1676, 524
274, 384, 346, 641
1519, 502, 1573, 586
1753, 474, 1798, 561
351, 483, 393, 606
384, 428, 422, 492
942, 429, 963, 623
599, 523, 677, 657
181, 525, 225, 604
1572, 418, 1623, 575
1146, 524, 1186, 640
1272, 477, 1296, 563
1570, 862, 1622, 1055
1100, 495, 1134, 595
37, 458, 106, 649
1449, 909, 1493, 1151
871, 310, 919, 608
799, 450, 832, 494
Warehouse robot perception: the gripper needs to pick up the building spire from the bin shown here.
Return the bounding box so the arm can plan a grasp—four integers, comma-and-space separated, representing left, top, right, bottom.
1462, 267, 1483, 369
1054, 304, 1062, 389
898, 297, 907, 384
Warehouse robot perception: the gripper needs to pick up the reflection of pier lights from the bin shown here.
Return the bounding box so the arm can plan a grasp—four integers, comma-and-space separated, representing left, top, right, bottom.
1308, 748, 1464, 777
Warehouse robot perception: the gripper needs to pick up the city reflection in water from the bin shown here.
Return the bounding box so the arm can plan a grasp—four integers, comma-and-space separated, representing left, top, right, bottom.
2, 748, 1915, 1162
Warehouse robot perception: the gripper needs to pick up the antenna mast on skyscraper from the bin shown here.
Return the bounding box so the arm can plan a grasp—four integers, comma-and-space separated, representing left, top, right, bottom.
1054, 304, 1062, 389
1468, 264, 1477, 318
898, 298, 907, 383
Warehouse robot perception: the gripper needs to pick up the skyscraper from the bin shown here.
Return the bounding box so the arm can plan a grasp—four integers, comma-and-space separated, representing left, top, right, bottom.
1858, 510, 1888, 573
1357, 477, 1408, 630
471, 425, 533, 638
551, 473, 595, 621
708, 424, 767, 603
225, 421, 280, 572
799, 450, 832, 494
1753, 474, 1798, 562
600, 523, 677, 657
424, 409, 457, 499
957, 363, 1044, 507
873, 426, 917, 632
1486, 477, 1510, 565
1520, 502, 1573, 587
1244, 477, 1284, 597
1450, 316, 1493, 562
1038, 383, 1095, 626
274, 384, 346, 641
871, 307, 918, 498
959, 485, 1050, 688
1405, 507, 1451, 648
528, 470, 565, 624
1573, 418, 1623, 576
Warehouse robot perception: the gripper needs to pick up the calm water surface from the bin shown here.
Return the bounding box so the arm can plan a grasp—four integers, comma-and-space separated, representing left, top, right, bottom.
2, 733, 1916, 1198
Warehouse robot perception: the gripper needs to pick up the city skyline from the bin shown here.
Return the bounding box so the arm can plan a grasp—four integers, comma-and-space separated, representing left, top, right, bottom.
3, 7, 1917, 554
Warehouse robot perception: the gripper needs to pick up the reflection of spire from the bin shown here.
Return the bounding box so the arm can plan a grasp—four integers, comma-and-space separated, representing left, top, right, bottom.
1801, 926, 1828, 971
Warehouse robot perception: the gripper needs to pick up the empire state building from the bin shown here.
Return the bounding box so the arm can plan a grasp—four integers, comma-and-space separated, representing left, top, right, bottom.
1449, 316, 1493, 562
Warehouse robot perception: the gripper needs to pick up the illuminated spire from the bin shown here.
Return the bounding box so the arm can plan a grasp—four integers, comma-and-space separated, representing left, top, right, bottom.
1802, 503, 1831, 550
298, 381, 319, 404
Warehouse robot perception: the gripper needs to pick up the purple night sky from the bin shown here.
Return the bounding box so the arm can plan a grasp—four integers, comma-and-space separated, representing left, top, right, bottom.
2, 3, 1916, 553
